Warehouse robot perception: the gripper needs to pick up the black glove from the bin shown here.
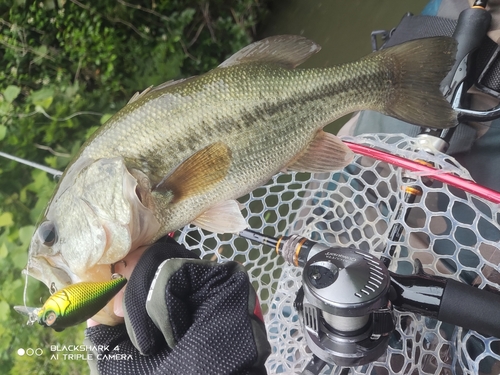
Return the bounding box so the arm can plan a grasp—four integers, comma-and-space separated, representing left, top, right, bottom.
85, 236, 271, 375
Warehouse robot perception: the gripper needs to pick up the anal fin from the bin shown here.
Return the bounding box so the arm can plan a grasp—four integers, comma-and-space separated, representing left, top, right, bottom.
192, 200, 247, 233
287, 131, 354, 173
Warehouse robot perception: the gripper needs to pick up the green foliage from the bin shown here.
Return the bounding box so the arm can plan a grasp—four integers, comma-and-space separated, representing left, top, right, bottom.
0, 0, 268, 373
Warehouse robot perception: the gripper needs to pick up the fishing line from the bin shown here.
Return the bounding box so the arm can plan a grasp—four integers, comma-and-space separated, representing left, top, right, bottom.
0, 151, 63, 177
22, 263, 33, 323
180, 229, 276, 290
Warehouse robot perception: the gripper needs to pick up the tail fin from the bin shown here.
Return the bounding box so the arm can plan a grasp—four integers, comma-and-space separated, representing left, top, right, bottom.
375, 37, 458, 129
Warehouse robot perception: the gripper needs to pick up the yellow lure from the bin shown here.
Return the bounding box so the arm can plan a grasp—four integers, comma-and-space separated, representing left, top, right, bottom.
16, 276, 127, 331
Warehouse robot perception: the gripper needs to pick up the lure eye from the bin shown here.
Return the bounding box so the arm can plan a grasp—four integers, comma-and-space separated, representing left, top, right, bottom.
38, 221, 58, 247
44, 311, 57, 326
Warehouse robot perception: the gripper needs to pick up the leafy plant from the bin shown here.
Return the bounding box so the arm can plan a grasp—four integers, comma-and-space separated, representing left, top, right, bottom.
0, 0, 268, 373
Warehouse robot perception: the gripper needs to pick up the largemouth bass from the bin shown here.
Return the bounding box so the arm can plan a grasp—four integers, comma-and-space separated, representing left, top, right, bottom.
27, 35, 457, 325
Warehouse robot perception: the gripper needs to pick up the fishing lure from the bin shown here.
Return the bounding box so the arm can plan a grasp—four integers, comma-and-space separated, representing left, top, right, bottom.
14, 275, 126, 331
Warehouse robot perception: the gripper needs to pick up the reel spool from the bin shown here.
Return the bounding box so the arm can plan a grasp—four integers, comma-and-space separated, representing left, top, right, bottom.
296, 248, 393, 367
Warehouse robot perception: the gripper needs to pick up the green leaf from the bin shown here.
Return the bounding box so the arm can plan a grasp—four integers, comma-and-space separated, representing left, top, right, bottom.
26, 170, 52, 193
85, 125, 99, 139
44, 0, 55, 10
44, 155, 57, 168
3, 86, 21, 103
18, 226, 35, 246
0, 125, 6, 141
30, 196, 51, 224
0, 2, 267, 373
65, 81, 79, 97
0, 212, 13, 227
32, 46, 49, 65
0, 301, 9, 321
0, 243, 7, 259
99, 113, 113, 124
11, 249, 27, 269
29, 87, 54, 109
0, 100, 11, 115
2, 278, 24, 302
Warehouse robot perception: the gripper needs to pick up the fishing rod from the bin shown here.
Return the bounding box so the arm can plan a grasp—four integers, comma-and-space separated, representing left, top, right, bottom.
0, 151, 63, 177
240, 228, 500, 375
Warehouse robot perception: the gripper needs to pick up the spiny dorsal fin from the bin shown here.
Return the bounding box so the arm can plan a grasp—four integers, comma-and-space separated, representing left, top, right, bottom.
155, 142, 232, 203
219, 35, 321, 69
128, 78, 194, 104
127, 85, 153, 104
148, 77, 193, 95
192, 200, 247, 233
286, 131, 354, 173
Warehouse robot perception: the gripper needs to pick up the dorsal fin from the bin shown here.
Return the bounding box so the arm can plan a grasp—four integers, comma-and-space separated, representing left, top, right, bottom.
127, 77, 195, 104
218, 35, 321, 69
127, 86, 153, 104
148, 77, 192, 95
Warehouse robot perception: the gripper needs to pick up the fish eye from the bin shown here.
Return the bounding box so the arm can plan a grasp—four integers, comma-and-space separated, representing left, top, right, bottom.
44, 310, 57, 326
38, 221, 58, 247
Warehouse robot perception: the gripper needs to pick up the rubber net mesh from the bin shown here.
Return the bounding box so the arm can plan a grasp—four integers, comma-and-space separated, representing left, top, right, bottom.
176, 133, 500, 375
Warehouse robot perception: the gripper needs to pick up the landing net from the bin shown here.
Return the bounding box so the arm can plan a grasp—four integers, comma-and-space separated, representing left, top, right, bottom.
177, 133, 500, 375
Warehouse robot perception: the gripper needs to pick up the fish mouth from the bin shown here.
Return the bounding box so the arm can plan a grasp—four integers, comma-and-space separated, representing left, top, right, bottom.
25, 255, 77, 292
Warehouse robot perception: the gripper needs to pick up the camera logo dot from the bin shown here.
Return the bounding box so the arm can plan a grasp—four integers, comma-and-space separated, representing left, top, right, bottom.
17, 348, 43, 356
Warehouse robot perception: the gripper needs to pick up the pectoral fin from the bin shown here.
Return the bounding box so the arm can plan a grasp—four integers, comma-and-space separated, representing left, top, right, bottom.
286, 131, 354, 173
192, 200, 247, 233
155, 142, 232, 203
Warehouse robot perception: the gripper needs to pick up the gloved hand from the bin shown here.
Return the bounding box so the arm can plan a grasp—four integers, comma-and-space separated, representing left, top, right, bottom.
84, 236, 271, 375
